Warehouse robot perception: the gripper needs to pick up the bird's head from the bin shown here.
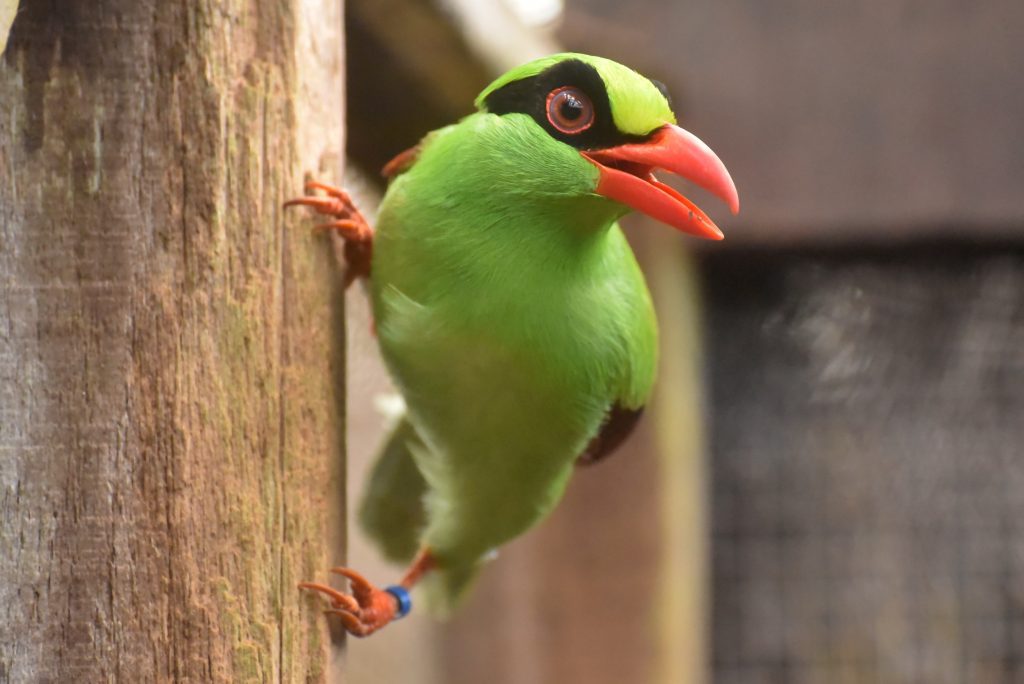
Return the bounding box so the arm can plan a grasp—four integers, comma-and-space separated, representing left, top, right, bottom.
476, 53, 739, 240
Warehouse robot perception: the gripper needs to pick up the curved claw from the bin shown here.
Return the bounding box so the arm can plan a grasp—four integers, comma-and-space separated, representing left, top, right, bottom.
283, 177, 375, 288
283, 196, 351, 215
298, 581, 359, 613
283, 180, 365, 227
300, 567, 402, 638
329, 566, 372, 585
326, 608, 371, 637
305, 180, 351, 201
313, 220, 370, 241
329, 567, 377, 602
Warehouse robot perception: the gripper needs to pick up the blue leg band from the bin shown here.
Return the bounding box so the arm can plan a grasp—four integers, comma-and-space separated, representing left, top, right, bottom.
385, 585, 412, 619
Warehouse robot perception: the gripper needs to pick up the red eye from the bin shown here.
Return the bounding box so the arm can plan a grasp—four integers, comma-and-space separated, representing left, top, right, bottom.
546, 86, 594, 134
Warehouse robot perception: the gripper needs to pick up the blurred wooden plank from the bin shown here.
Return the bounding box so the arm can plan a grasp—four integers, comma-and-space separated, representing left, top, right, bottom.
0, 0, 15, 54
436, 229, 709, 684
562, 1, 1024, 244
703, 242, 1024, 682
646, 244, 710, 684
346, 0, 493, 175
345, 0, 559, 177
440, 422, 663, 684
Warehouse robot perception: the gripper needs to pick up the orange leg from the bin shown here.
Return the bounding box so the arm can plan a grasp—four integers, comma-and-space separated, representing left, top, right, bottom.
299, 548, 436, 638
284, 179, 373, 288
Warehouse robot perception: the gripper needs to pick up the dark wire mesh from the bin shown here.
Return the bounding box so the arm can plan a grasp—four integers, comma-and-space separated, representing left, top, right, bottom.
704, 246, 1024, 684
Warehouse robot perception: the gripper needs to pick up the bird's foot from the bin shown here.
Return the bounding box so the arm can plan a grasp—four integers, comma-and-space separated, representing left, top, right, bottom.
299, 567, 411, 638
284, 179, 373, 287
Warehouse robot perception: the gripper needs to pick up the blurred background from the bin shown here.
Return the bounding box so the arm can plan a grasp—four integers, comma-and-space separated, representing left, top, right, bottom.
340, 1, 1024, 682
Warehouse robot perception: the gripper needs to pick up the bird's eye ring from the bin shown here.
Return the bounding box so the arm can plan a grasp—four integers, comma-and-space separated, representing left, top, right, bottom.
546, 86, 594, 134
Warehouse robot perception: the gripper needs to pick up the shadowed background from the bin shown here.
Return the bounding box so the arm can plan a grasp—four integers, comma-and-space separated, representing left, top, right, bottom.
342, 1, 1024, 682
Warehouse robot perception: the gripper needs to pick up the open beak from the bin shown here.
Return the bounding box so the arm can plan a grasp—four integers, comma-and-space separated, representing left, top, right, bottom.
581, 124, 739, 240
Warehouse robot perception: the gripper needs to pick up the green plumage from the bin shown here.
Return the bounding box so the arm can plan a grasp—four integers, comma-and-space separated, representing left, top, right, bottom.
360, 54, 668, 613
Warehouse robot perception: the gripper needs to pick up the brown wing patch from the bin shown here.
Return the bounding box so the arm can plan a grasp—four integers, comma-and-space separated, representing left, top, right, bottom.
381, 144, 421, 180
576, 404, 644, 466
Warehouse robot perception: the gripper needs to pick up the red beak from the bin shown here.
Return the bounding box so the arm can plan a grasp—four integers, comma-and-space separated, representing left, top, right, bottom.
581, 124, 739, 240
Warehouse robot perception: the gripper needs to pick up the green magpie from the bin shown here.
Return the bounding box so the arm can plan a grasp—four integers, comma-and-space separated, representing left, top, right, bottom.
286, 52, 738, 637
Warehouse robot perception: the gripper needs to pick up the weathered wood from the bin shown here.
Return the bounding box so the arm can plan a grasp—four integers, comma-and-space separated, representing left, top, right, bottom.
704, 244, 1024, 682
0, 1, 344, 681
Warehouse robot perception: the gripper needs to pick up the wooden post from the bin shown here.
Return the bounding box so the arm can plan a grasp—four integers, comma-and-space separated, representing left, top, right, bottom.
647, 244, 710, 684
0, 1, 345, 681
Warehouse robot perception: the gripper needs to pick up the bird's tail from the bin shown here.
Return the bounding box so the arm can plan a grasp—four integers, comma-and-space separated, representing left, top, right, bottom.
358, 417, 427, 565
418, 559, 484, 618
358, 416, 487, 617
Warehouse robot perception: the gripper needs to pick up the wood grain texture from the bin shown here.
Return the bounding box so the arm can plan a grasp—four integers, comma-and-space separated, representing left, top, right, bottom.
0, 1, 344, 681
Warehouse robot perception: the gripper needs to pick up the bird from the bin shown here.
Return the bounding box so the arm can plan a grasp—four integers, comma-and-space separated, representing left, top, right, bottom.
285, 52, 738, 637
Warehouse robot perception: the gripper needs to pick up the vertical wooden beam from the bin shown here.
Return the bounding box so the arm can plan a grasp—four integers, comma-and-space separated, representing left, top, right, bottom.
0, 1, 344, 681
433, 231, 709, 684
646, 242, 710, 684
